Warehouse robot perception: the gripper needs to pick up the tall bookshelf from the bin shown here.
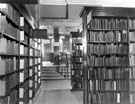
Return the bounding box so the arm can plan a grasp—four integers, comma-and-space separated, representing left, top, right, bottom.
71, 32, 83, 90
80, 7, 135, 104
0, 4, 42, 104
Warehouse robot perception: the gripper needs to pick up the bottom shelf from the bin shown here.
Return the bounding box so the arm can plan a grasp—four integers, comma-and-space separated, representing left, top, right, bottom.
71, 88, 83, 91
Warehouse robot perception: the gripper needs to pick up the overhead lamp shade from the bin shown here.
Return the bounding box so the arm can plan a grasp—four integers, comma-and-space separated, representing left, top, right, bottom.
0, 0, 38, 4
33, 29, 48, 39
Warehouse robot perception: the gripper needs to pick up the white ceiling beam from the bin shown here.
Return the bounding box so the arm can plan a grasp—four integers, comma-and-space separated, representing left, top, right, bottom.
40, 0, 135, 7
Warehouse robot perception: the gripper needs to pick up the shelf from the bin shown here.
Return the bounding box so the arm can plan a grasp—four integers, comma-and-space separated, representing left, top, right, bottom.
0, 31, 19, 42
29, 56, 41, 58
0, 11, 20, 29
89, 90, 129, 93
88, 65, 129, 68
20, 55, 29, 57
30, 46, 41, 52
88, 78, 128, 80
88, 41, 128, 44
20, 41, 29, 46
72, 69, 83, 70
72, 43, 82, 45
71, 88, 83, 91
6, 83, 19, 96
87, 28, 127, 31
89, 53, 128, 56
0, 53, 19, 57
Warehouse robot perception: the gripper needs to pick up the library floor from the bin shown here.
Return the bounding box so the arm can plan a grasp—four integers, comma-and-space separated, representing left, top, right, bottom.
35, 80, 83, 104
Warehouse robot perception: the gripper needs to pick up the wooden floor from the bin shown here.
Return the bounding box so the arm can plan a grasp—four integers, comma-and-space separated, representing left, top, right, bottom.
35, 80, 83, 104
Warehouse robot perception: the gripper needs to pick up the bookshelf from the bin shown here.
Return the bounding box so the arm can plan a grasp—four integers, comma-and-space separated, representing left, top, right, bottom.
58, 52, 71, 79
0, 4, 42, 104
80, 7, 135, 104
71, 32, 83, 90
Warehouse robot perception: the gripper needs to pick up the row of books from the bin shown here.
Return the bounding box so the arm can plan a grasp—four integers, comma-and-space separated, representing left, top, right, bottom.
72, 44, 83, 50
29, 49, 41, 57
129, 19, 135, 29
29, 58, 41, 66
29, 38, 35, 47
72, 57, 83, 63
0, 90, 18, 104
72, 38, 82, 44
89, 92, 129, 104
0, 38, 19, 54
88, 55, 129, 67
24, 21, 31, 35
19, 80, 29, 99
89, 80, 128, 91
20, 45, 28, 55
72, 70, 83, 76
29, 58, 34, 66
24, 69, 29, 81
72, 50, 83, 56
0, 57, 17, 75
88, 68, 129, 79
34, 67, 38, 73
130, 44, 135, 54
20, 58, 29, 69
129, 31, 135, 41
20, 34, 29, 45
88, 31, 127, 42
6, 73, 19, 93
72, 81, 83, 89
0, 38, 41, 55
34, 50, 41, 57
130, 81, 135, 91
72, 64, 83, 69
0, 14, 20, 39
88, 43, 128, 54
24, 91, 29, 104
0, 4, 20, 26
89, 18, 127, 29
130, 55, 135, 66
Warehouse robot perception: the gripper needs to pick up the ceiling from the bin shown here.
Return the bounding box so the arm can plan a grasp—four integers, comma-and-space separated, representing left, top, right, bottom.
26, 0, 135, 35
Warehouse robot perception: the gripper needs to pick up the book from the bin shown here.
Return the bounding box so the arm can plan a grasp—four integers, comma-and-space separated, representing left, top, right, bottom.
0, 80, 6, 96
19, 72, 24, 82
0, 57, 6, 75
0, 38, 7, 53
29, 80, 32, 87
20, 59, 24, 69
20, 31, 24, 41
20, 17, 24, 26
20, 45, 24, 55
29, 90, 32, 98
29, 69, 33, 77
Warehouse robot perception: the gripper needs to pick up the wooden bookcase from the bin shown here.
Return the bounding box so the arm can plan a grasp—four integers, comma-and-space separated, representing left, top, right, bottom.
71, 32, 83, 90
80, 7, 135, 104
0, 4, 42, 104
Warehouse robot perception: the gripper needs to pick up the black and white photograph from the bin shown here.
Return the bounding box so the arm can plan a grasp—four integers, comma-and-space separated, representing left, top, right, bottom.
0, 0, 135, 104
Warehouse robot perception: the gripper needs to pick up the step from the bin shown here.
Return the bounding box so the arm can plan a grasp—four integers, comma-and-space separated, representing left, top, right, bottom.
42, 69, 57, 71
41, 77, 65, 80
42, 73, 62, 77
42, 70, 57, 72
42, 67, 57, 69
